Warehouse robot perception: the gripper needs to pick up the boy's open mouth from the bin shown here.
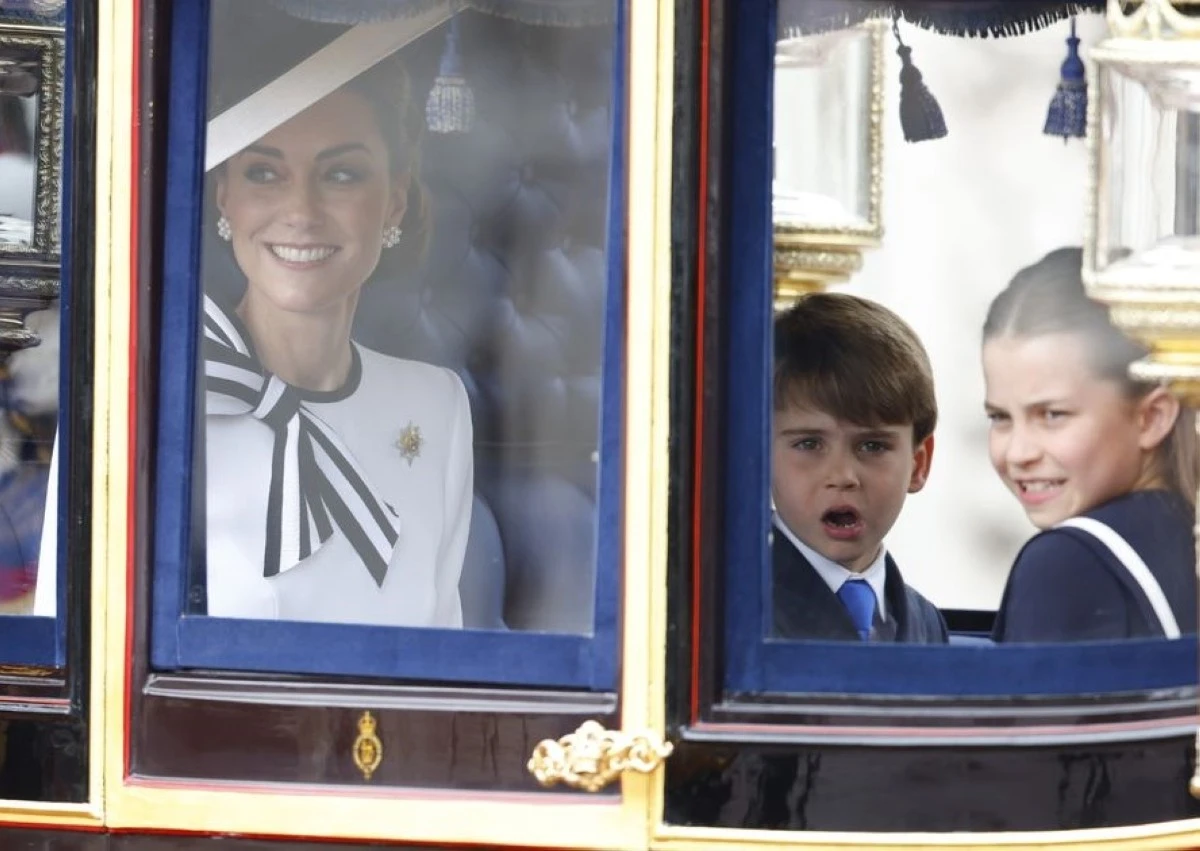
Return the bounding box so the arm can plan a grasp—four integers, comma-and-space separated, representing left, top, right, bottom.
821, 507, 864, 539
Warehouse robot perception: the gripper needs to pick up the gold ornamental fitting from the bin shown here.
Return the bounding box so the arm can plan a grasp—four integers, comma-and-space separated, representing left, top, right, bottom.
352, 711, 383, 781
774, 245, 865, 307
1192, 731, 1200, 799
527, 720, 673, 792
773, 229, 879, 309
1128, 356, 1200, 405
1097, 301, 1200, 404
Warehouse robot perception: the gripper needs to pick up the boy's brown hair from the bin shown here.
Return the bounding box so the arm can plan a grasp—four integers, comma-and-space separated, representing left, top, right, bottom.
774, 292, 938, 443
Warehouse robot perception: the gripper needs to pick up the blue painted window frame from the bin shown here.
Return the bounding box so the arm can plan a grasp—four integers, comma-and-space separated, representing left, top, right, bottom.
2, 0, 77, 668
150, 0, 625, 690
722, 0, 1197, 698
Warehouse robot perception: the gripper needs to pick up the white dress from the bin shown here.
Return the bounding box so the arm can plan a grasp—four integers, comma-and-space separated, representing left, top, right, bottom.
204, 344, 473, 627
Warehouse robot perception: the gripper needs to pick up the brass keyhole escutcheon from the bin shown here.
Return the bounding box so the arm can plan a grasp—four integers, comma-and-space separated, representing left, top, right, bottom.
353, 711, 383, 781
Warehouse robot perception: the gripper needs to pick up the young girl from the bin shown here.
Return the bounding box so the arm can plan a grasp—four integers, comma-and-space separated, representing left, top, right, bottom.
982, 247, 1198, 642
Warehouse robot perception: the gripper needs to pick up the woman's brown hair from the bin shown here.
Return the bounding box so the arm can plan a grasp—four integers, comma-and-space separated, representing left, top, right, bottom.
208, 44, 433, 279
983, 247, 1198, 509
343, 52, 433, 275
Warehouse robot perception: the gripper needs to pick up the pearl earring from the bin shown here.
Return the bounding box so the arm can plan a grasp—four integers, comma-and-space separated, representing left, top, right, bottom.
217, 216, 232, 241
383, 225, 403, 249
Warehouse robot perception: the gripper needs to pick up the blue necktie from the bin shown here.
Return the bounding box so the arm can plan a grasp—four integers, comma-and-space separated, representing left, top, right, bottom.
837, 580, 876, 641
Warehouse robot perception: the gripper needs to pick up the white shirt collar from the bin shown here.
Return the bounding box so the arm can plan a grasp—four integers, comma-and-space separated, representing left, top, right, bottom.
772, 513, 888, 621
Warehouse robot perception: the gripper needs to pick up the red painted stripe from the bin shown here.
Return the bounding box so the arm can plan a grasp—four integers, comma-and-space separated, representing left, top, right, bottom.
123, 0, 142, 780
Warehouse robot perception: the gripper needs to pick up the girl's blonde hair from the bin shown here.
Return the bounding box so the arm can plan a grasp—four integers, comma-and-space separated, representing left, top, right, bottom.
982, 247, 1198, 509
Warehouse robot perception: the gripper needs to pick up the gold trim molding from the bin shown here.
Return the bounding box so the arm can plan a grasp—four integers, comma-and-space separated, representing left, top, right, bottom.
527, 720, 673, 793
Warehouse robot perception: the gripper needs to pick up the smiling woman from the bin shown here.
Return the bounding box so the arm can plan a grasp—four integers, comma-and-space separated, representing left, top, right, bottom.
201, 30, 472, 626
215, 97, 407, 379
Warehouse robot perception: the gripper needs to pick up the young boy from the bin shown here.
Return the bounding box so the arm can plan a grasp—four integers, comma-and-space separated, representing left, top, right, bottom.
771, 293, 947, 643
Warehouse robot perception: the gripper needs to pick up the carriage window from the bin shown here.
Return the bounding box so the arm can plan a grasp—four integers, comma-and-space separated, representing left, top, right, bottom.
0, 16, 70, 667
151, 0, 622, 688
717, 2, 1196, 701
767, 17, 1072, 640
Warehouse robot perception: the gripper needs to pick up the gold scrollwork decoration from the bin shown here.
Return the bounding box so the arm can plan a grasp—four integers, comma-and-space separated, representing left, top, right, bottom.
774, 245, 867, 310
775, 246, 865, 278
352, 711, 383, 781
527, 720, 673, 793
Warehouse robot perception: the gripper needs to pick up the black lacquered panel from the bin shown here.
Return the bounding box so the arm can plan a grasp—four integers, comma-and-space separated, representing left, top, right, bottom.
134, 678, 616, 792
0, 828, 101, 851
665, 734, 1200, 832
0, 716, 84, 802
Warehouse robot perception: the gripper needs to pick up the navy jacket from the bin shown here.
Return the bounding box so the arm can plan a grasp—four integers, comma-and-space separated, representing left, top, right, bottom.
992, 490, 1198, 642
771, 533, 948, 643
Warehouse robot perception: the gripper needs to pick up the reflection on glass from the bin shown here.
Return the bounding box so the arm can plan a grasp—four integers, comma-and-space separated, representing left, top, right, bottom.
0, 303, 57, 615
0, 87, 38, 247
191, 1, 610, 634
771, 13, 882, 313
0, 27, 64, 261
1092, 62, 1200, 285
773, 27, 875, 229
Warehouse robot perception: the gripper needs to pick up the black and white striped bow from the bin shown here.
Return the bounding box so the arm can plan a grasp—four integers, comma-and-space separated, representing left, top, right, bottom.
203, 294, 400, 586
